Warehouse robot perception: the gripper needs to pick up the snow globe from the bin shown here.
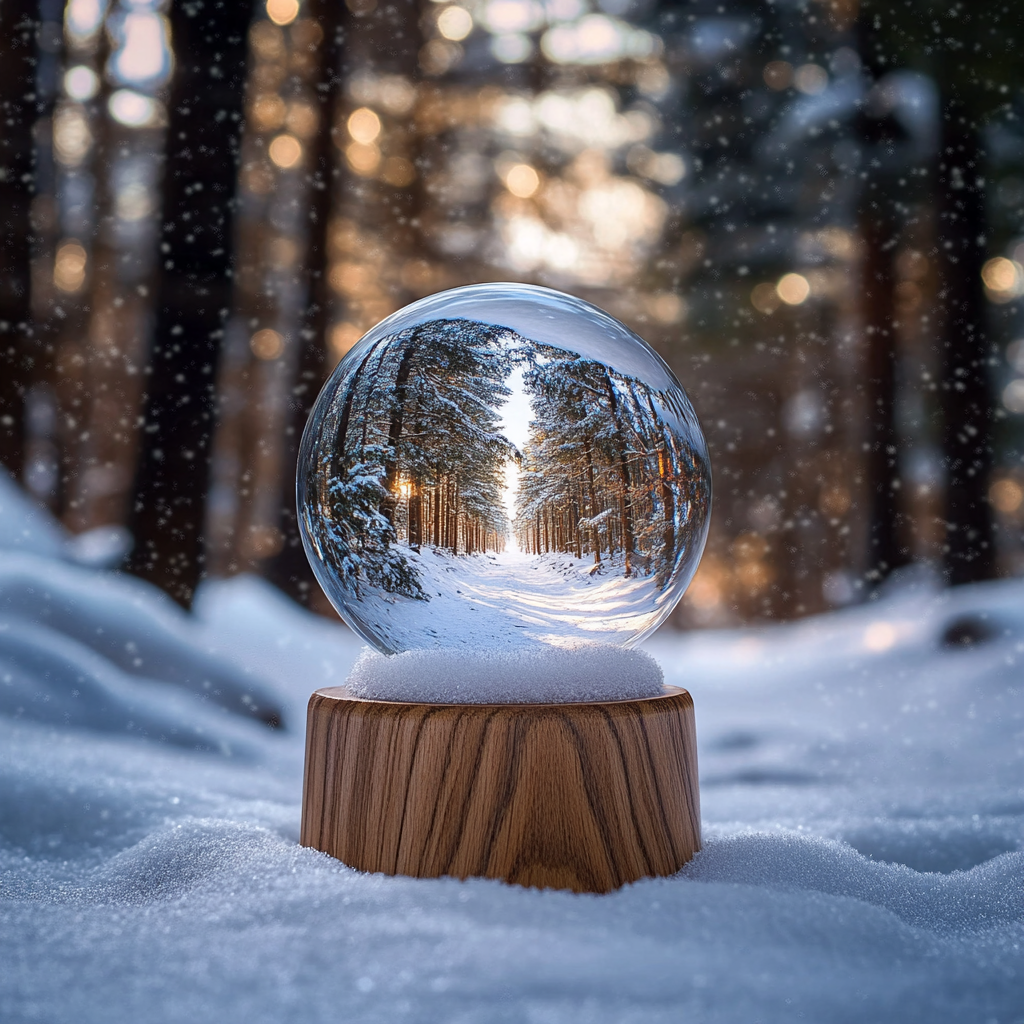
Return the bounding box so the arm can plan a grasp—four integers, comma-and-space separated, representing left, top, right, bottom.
298, 284, 709, 892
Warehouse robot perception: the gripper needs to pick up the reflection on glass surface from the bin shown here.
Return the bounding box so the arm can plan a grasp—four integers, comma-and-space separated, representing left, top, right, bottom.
298, 284, 711, 655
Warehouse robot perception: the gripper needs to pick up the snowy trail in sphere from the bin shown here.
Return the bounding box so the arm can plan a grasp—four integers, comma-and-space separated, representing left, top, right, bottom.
366, 546, 667, 650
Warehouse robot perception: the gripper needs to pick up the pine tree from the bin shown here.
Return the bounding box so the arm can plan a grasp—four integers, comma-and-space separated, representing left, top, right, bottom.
304, 318, 519, 598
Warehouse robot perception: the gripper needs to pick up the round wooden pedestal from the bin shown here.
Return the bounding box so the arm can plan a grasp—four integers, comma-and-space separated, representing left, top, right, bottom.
300, 686, 700, 894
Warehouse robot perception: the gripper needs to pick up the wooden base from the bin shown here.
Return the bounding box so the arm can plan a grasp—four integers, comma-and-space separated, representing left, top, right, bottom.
300, 686, 700, 894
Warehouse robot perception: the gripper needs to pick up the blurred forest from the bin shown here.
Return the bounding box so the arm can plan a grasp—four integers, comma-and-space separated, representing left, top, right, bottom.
2, 0, 1023, 628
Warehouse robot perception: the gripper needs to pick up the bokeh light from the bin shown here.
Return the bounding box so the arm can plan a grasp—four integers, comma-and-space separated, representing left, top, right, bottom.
108, 89, 161, 128
266, 0, 299, 26
776, 273, 810, 305
347, 108, 382, 145
1003, 379, 1024, 414
982, 257, 1024, 301
54, 241, 87, 293
793, 64, 828, 95
437, 6, 473, 41
250, 329, 285, 360
269, 134, 302, 168
990, 478, 1024, 514
504, 163, 540, 198
64, 66, 99, 101
763, 60, 793, 90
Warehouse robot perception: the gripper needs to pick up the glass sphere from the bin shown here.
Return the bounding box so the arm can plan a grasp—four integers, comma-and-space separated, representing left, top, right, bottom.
298, 284, 711, 655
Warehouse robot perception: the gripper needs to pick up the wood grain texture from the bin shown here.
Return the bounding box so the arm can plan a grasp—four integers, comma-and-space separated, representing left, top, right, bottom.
300, 687, 700, 893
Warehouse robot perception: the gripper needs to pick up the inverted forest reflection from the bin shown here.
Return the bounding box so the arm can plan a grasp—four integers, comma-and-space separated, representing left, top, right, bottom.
300, 298, 710, 654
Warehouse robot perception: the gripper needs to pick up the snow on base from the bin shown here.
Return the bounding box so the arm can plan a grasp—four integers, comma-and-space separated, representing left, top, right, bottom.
346, 643, 665, 703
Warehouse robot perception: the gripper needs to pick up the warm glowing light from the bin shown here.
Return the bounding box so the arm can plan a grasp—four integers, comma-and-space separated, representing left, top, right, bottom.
763, 60, 792, 90
419, 38, 462, 75
627, 146, 685, 186
64, 65, 99, 101
116, 180, 153, 221
252, 94, 286, 131
686, 560, 723, 610
736, 560, 770, 593
437, 5, 473, 41
751, 282, 781, 314
53, 106, 92, 165
346, 142, 381, 176
504, 163, 540, 198
982, 257, 1023, 299
286, 100, 318, 138
990, 478, 1024, 514
381, 156, 416, 187
330, 322, 362, 360
250, 328, 284, 360
108, 89, 160, 127
864, 621, 897, 652
267, 237, 298, 268
794, 63, 828, 95
348, 107, 382, 144
269, 133, 302, 168
777, 272, 810, 305
329, 262, 371, 296
649, 293, 684, 324
541, 14, 655, 65
482, 0, 544, 34
266, 0, 300, 26
54, 241, 87, 292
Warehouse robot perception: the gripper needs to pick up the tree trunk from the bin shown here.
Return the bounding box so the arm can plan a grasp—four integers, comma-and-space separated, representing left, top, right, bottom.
381, 342, 416, 526
0, 0, 41, 479
936, 93, 997, 585
124, 0, 255, 608
860, 180, 909, 582
263, 0, 345, 605
602, 376, 634, 576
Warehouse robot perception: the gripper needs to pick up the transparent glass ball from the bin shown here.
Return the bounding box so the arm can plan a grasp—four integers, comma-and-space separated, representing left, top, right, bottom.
298, 284, 711, 655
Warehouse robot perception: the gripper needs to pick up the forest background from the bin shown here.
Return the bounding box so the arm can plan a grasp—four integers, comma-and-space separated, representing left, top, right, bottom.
1, 0, 1022, 629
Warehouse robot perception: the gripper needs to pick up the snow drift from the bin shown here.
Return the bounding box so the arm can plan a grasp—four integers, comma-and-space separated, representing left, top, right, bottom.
1, 467, 1023, 1022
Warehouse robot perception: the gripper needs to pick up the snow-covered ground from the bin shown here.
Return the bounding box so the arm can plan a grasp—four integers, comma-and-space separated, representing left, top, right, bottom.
2, 471, 1023, 1022
355, 546, 667, 651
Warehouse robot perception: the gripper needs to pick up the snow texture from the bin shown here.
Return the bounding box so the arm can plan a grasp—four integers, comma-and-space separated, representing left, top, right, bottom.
345, 546, 670, 655
2, 471, 1024, 1022
346, 643, 664, 703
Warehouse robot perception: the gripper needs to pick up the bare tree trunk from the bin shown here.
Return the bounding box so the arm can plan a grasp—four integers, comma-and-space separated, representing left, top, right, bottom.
856, 5, 912, 588
602, 376, 634, 576
860, 187, 909, 582
263, 0, 345, 604
124, 0, 255, 607
0, 0, 41, 479
381, 342, 416, 526
936, 92, 996, 585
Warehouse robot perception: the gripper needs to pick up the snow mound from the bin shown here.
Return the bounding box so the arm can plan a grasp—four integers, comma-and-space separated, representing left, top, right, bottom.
346, 643, 665, 703
3, 461, 1024, 1020
0, 466, 66, 558
0, 552, 285, 732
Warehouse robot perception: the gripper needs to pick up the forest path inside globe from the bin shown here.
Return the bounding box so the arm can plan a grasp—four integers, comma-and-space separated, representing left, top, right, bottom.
298, 290, 711, 656
358, 545, 667, 652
